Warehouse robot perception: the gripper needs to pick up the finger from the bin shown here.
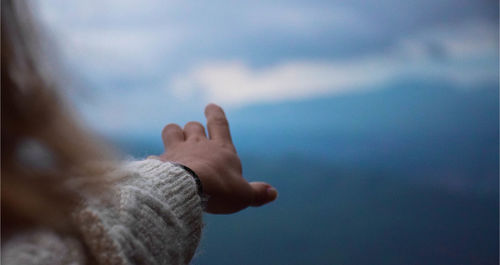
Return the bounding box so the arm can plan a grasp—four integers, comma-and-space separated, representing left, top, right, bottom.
161, 123, 184, 148
184, 121, 207, 141
249, 182, 278, 207
204, 103, 232, 143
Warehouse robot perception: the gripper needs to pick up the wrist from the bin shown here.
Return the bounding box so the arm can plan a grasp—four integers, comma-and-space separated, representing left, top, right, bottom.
171, 162, 204, 196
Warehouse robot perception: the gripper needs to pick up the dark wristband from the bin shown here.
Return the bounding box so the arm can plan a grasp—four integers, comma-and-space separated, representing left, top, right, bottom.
173, 163, 203, 196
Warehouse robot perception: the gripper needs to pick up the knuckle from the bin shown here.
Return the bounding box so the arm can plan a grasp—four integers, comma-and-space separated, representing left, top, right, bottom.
189, 135, 203, 142
162, 123, 180, 135
214, 139, 236, 151
220, 148, 239, 164
209, 116, 229, 126
185, 121, 204, 129
218, 142, 232, 149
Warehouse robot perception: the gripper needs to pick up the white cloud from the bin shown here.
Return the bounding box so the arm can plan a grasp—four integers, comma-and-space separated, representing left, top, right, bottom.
33, 0, 188, 79
59, 27, 184, 78
247, 5, 369, 35
396, 20, 498, 59
171, 56, 497, 107
170, 20, 498, 107
170, 59, 396, 106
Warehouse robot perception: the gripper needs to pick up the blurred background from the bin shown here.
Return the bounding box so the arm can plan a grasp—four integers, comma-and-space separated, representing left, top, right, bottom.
34, 0, 498, 264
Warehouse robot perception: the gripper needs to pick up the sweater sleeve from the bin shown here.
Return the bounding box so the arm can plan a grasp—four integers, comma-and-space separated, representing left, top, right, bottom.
75, 159, 203, 265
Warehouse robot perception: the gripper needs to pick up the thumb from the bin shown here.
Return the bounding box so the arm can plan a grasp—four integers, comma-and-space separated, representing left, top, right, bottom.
249, 182, 278, 207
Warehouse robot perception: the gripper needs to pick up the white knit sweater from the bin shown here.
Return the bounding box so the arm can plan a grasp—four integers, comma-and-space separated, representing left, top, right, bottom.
1, 159, 203, 265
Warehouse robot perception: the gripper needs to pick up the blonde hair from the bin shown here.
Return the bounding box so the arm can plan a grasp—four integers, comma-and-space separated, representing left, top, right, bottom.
2, 0, 116, 237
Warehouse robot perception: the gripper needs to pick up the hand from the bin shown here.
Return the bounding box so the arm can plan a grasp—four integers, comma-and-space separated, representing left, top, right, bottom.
151, 103, 278, 214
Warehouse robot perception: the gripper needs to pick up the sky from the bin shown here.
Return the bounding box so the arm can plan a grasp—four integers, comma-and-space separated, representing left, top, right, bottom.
32, 0, 498, 136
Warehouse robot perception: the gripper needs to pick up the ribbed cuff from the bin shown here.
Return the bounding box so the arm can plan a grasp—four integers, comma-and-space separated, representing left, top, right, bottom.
170, 162, 203, 196
126, 158, 203, 199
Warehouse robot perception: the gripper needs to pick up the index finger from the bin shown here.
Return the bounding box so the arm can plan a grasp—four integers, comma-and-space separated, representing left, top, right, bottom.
204, 103, 232, 143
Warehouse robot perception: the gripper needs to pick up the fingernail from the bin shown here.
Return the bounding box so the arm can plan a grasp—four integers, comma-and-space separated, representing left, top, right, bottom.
267, 187, 278, 200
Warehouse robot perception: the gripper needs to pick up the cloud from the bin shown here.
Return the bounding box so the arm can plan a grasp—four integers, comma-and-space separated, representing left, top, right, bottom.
169, 20, 498, 107
35, 0, 497, 81
396, 20, 498, 59
59, 27, 184, 78
32, 0, 498, 135
170, 59, 393, 106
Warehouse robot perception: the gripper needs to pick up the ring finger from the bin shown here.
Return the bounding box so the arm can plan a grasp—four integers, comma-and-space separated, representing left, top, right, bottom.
184, 121, 207, 141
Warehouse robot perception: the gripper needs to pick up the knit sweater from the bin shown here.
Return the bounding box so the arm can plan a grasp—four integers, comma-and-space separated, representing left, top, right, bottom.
1, 159, 203, 265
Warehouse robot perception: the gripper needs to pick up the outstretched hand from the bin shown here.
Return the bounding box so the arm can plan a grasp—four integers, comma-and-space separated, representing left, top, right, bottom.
150, 103, 278, 214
